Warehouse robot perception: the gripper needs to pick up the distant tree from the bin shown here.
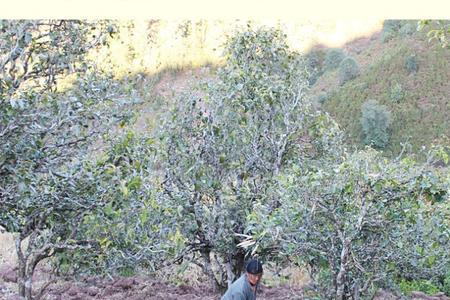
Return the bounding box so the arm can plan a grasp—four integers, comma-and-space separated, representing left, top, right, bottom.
338, 57, 360, 85
324, 48, 346, 70
404, 54, 419, 74
304, 49, 325, 86
315, 91, 329, 105
399, 22, 415, 37
381, 19, 402, 43
390, 82, 405, 103
360, 99, 391, 149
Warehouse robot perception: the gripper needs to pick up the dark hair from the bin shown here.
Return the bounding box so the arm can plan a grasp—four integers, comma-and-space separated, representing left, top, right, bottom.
246, 259, 263, 274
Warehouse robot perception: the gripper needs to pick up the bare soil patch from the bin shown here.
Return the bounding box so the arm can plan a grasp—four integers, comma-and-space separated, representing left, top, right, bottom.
0, 266, 305, 300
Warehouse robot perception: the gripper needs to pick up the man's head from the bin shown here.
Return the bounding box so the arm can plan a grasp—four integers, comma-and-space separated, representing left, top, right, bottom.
245, 259, 263, 286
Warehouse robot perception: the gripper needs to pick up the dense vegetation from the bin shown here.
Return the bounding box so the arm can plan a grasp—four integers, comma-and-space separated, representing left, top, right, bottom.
0, 20, 449, 300
0, 20, 133, 298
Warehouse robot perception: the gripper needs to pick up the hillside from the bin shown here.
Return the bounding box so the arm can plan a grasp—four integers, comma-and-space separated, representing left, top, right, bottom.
133, 20, 449, 159
2, 20, 449, 300
309, 21, 450, 158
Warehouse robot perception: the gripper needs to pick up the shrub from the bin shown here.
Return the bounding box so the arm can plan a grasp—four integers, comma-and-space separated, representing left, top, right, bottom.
361, 99, 392, 148
382, 53, 393, 63
305, 50, 325, 86
324, 48, 345, 70
248, 147, 449, 299
398, 279, 441, 296
119, 266, 136, 277
0, 20, 125, 299
399, 23, 414, 37
338, 57, 360, 85
384, 19, 403, 29
405, 55, 419, 74
381, 19, 402, 42
314, 92, 328, 105
390, 82, 405, 103
443, 272, 450, 296
160, 26, 316, 290
307, 49, 326, 68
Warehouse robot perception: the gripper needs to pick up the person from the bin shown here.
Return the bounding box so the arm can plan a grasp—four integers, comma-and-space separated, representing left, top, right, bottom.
221, 259, 263, 300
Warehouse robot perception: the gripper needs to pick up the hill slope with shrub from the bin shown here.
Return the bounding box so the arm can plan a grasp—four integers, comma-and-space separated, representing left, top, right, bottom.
309, 20, 450, 158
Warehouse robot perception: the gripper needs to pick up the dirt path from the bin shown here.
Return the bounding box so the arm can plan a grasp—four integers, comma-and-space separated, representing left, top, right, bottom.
2, 263, 449, 300
0, 267, 304, 300
39, 278, 304, 300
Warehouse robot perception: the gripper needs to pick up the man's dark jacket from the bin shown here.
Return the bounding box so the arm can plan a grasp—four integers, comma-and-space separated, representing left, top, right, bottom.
221, 274, 257, 300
